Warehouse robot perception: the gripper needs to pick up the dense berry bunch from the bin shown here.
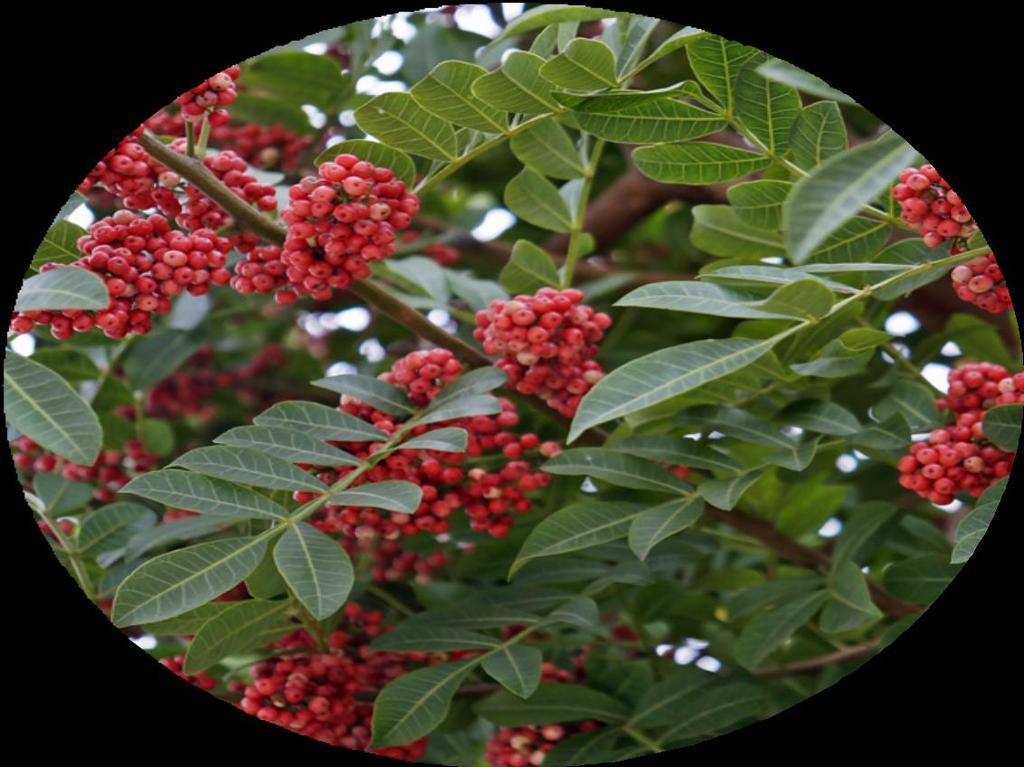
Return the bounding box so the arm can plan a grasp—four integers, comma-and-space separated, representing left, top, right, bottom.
897, 363, 1019, 504
11, 436, 159, 503
237, 604, 427, 759
892, 164, 975, 247
175, 65, 240, 125
302, 349, 553, 541
77, 129, 181, 215
950, 250, 1011, 314
474, 288, 612, 417
231, 244, 291, 301
277, 153, 420, 302
160, 655, 218, 690
10, 211, 232, 339
486, 722, 601, 767
347, 538, 449, 584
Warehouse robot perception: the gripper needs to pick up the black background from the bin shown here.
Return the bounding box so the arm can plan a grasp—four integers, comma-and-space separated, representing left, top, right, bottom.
4, 4, 1018, 762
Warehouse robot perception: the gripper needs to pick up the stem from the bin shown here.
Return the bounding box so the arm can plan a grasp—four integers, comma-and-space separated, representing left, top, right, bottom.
196, 115, 212, 160
89, 337, 134, 405
293, 599, 328, 652
752, 638, 880, 678
185, 121, 196, 158
366, 584, 416, 617
561, 137, 606, 288
35, 507, 94, 599
621, 725, 664, 754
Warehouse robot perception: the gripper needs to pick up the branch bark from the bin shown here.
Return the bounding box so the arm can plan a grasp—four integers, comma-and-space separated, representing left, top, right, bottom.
752, 638, 881, 678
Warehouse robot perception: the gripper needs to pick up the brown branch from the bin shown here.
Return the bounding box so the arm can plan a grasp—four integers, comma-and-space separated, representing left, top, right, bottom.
752, 638, 881, 678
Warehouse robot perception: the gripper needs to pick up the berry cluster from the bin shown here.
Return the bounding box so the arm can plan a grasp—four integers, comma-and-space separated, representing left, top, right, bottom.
897, 363, 1018, 505
236, 603, 428, 759
160, 655, 218, 691
474, 288, 612, 417
277, 153, 420, 302
11, 436, 160, 504
10, 211, 231, 339
892, 164, 975, 248
486, 722, 601, 767
301, 349, 554, 541
950, 250, 1011, 314
347, 538, 449, 584
77, 129, 181, 216
175, 66, 240, 126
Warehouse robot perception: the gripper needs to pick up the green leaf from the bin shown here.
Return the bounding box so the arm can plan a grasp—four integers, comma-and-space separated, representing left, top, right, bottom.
510, 501, 646, 576
446, 270, 509, 312
314, 139, 416, 187
274, 522, 354, 619
27, 347, 100, 382
682, 406, 794, 449
498, 6, 627, 39
385, 256, 451, 305
228, 94, 312, 134
169, 446, 326, 493
390, 603, 541, 632
509, 118, 584, 180
243, 50, 350, 111
372, 627, 500, 653
543, 448, 692, 493
698, 472, 762, 510
734, 61, 801, 155
819, 560, 883, 633
951, 501, 998, 564
628, 496, 704, 560
658, 683, 767, 745
476, 684, 629, 726
398, 427, 468, 453
183, 599, 293, 674
112, 536, 268, 626
311, 374, 414, 416
472, 52, 561, 114
757, 59, 855, 103
78, 502, 157, 555
633, 142, 771, 185
144, 602, 230, 636
808, 218, 891, 264
689, 205, 786, 260
504, 169, 573, 231
120, 469, 288, 520
831, 502, 898, 568
245, 549, 288, 599
330, 479, 422, 513
883, 555, 960, 604
482, 645, 543, 699
983, 404, 1022, 451
757, 279, 834, 320
780, 400, 861, 436
30, 220, 87, 271
723, 574, 825, 620
500, 240, 561, 294
370, 660, 476, 748
253, 400, 387, 442
854, 414, 911, 451
556, 82, 694, 111
15, 267, 108, 311
417, 394, 502, 426
549, 596, 601, 630
615, 281, 786, 319
137, 418, 174, 457
628, 667, 714, 727
727, 179, 791, 230
125, 514, 245, 562
612, 436, 741, 473
629, 26, 707, 75
874, 381, 939, 431
614, 16, 660, 78
574, 99, 725, 144
688, 34, 765, 113
544, 730, 626, 767
540, 38, 618, 90
411, 61, 508, 133
354, 93, 458, 161
789, 101, 848, 170
424, 366, 508, 408
121, 331, 202, 391
783, 130, 917, 264
4, 353, 101, 465
734, 590, 829, 669
33, 472, 95, 515
214, 425, 359, 467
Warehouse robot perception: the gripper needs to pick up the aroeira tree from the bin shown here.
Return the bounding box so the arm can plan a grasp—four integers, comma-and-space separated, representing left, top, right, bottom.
4, 6, 1021, 765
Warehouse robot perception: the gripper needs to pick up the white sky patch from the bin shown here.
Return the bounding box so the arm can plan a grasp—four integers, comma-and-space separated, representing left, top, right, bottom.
781, 425, 804, 438
300, 313, 328, 338
373, 51, 404, 76
655, 643, 675, 657
301, 105, 327, 129
472, 208, 516, 241
941, 341, 963, 357
682, 432, 702, 441
131, 635, 158, 650
9, 334, 35, 357
818, 517, 843, 538
685, 637, 710, 650
428, 309, 452, 327
326, 135, 346, 149
326, 361, 358, 377
861, 565, 871, 574
303, 42, 328, 55
67, 203, 95, 229
388, 13, 418, 42
455, 5, 504, 38
761, 256, 785, 265
835, 454, 858, 473
706, 431, 725, 440
500, 47, 523, 64
359, 338, 387, 363
673, 646, 699, 665
884, 311, 920, 336
852, 450, 869, 460
356, 75, 408, 96
336, 307, 372, 332
934, 498, 965, 514
580, 477, 598, 494
338, 110, 358, 128
922, 363, 952, 393
502, 3, 525, 18
696, 656, 722, 673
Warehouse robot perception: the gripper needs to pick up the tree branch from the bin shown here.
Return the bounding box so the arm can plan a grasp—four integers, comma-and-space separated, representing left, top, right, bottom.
752, 638, 881, 678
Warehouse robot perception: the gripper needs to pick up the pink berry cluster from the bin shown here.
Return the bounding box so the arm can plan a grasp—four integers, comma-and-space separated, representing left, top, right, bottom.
892, 164, 975, 248
473, 288, 612, 417
897, 363, 1018, 505
294, 349, 557, 541
160, 655, 218, 691
277, 153, 420, 302
175, 65, 240, 126
950, 249, 1011, 314
77, 129, 181, 215
10, 211, 232, 339
236, 603, 428, 759
10, 436, 160, 504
